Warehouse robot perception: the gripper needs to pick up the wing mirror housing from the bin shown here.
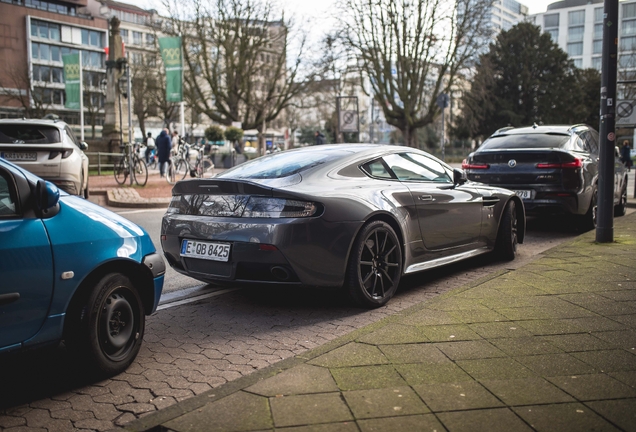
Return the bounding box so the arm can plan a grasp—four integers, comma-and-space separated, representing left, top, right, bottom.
79, 141, 88, 151
453, 168, 467, 186
35, 180, 60, 217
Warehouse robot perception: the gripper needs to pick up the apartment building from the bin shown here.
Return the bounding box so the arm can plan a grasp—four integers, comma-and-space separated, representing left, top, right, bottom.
530, 0, 636, 73
0, 0, 108, 127
490, 0, 529, 32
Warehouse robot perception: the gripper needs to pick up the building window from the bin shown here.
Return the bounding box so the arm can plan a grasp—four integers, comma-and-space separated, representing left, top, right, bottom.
145, 33, 155, 47
568, 25, 585, 42
133, 31, 142, 45
619, 53, 636, 68
573, 58, 582, 68
621, 36, 636, 51
568, 10, 585, 26
544, 14, 559, 28
546, 28, 558, 41
132, 52, 143, 65
593, 39, 602, 54
624, 3, 636, 19
567, 42, 583, 56
81, 28, 89, 45
594, 23, 603, 39
623, 19, 636, 37
592, 57, 602, 71
121, 29, 128, 44
31, 20, 61, 41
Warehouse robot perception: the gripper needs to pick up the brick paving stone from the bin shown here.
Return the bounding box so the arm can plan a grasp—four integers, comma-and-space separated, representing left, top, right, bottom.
547, 374, 636, 400
342, 386, 429, 420
117, 403, 156, 415
48, 409, 94, 422
585, 399, 636, 432
572, 349, 636, 372
456, 357, 535, 380
514, 353, 597, 377
0, 416, 26, 428
479, 377, 575, 406
413, 381, 503, 412
437, 408, 533, 432
357, 414, 445, 432
513, 403, 622, 432
73, 418, 119, 430
330, 365, 407, 391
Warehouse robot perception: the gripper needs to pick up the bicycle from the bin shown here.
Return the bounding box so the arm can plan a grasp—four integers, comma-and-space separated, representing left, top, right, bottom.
114, 143, 148, 186
166, 143, 213, 184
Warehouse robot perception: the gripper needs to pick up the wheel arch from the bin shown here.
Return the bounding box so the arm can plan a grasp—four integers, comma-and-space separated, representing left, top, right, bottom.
63, 259, 156, 339
347, 211, 406, 271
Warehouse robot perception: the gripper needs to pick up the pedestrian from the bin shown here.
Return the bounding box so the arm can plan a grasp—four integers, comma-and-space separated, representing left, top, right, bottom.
172, 130, 180, 150
621, 140, 632, 172
156, 128, 172, 177
145, 132, 155, 165
314, 130, 325, 145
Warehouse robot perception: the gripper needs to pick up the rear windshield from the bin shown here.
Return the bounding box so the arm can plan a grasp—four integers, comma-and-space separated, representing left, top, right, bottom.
480, 133, 570, 150
217, 149, 349, 180
0, 124, 61, 144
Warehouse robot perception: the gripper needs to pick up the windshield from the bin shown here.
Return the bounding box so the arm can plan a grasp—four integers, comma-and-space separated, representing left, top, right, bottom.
480, 133, 570, 150
0, 124, 61, 144
216, 149, 351, 180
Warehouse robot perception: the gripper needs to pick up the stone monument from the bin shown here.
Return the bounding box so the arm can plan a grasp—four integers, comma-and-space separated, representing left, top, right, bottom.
102, 17, 129, 151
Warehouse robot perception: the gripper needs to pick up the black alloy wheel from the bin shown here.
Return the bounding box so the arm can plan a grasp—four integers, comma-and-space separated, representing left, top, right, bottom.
615, 183, 628, 217
496, 200, 518, 261
347, 220, 402, 308
579, 188, 598, 231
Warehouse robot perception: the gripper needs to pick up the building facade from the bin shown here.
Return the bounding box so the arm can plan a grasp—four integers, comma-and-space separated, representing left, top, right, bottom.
0, 0, 108, 132
490, 0, 529, 32
529, 0, 636, 73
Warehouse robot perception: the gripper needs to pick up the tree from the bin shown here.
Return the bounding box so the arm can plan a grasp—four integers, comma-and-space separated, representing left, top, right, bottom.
224, 126, 244, 147
0, 61, 53, 118
205, 125, 224, 143
455, 23, 596, 139
163, 0, 309, 153
339, 0, 494, 147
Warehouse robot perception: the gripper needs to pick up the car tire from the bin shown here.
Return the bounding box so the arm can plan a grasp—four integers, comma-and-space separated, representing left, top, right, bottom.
345, 220, 402, 308
614, 182, 627, 217
579, 188, 598, 231
68, 273, 145, 376
495, 200, 518, 261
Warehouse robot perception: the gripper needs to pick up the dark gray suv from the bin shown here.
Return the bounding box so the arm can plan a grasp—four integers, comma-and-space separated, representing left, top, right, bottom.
462, 124, 628, 229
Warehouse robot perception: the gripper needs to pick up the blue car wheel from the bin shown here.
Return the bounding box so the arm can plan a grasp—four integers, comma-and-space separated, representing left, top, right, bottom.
70, 273, 145, 375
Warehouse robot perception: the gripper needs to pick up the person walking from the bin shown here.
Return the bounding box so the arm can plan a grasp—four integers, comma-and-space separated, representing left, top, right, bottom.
156, 128, 172, 177
621, 140, 632, 172
145, 132, 155, 165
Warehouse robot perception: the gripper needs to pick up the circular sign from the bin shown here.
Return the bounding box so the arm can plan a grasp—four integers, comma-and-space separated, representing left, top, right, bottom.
618, 101, 634, 118
343, 111, 355, 125
608, 132, 615, 141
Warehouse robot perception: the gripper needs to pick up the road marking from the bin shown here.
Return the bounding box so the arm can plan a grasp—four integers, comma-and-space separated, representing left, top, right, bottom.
156, 288, 240, 310
117, 208, 167, 215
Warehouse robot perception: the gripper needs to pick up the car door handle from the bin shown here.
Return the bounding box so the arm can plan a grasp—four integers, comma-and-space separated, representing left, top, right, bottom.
418, 195, 433, 201
0, 293, 20, 306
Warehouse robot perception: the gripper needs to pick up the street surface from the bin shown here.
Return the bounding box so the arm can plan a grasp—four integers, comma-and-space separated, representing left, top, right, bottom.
0, 185, 634, 431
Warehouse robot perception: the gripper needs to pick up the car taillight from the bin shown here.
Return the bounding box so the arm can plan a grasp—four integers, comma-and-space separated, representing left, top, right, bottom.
462, 159, 489, 169
537, 158, 582, 169
48, 150, 73, 159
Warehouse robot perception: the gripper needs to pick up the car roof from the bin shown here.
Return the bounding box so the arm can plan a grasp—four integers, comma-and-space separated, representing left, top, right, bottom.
0, 118, 68, 129
492, 124, 589, 137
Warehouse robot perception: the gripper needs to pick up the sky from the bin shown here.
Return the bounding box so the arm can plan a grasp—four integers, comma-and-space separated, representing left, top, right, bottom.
127, 0, 556, 20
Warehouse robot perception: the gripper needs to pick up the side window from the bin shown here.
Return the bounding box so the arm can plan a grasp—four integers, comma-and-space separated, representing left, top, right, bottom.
361, 159, 394, 179
65, 126, 80, 148
0, 171, 19, 218
383, 153, 452, 183
588, 130, 599, 154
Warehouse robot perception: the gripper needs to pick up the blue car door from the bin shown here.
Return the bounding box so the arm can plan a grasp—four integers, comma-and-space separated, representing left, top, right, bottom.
0, 165, 54, 349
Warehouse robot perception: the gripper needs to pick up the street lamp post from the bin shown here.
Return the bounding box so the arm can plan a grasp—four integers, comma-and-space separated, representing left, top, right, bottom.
597, 0, 619, 243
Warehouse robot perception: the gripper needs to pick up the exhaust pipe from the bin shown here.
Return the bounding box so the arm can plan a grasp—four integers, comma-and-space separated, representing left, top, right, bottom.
271, 266, 290, 281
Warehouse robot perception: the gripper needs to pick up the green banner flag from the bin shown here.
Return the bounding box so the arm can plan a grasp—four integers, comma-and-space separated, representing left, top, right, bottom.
159, 36, 183, 103
62, 53, 81, 110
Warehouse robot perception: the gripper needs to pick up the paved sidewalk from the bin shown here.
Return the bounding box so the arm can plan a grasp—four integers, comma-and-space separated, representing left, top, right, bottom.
124, 213, 636, 432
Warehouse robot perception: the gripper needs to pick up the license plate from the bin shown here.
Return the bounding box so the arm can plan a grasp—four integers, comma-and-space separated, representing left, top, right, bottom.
180, 239, 231, 262
514, 190, 533, 199
1, 152, 37, 161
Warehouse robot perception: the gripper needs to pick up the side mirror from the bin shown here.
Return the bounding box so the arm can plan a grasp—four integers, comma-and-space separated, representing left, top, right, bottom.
35, 180, 60, 215
79, 141, 88, 151
453, 168, 467, 186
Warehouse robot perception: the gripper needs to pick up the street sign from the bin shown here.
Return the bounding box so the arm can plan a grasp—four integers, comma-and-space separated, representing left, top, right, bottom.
436, 93, 449, 109
616, 100, 636, 126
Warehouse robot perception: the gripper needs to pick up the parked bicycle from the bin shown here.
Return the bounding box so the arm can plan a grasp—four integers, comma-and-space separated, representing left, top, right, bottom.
166, 142, 213, 185
139, 145, 157, 170
114, 143, 148, 186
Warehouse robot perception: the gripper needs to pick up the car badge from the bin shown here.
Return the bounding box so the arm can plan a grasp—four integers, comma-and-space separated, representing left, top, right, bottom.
508, 159, 517, 168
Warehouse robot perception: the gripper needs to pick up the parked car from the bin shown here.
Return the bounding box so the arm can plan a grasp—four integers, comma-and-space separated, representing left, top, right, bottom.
0, 158, 165, 375
161, 144, 525, 308
462, 124, 629, 229
0, 119, 89, 197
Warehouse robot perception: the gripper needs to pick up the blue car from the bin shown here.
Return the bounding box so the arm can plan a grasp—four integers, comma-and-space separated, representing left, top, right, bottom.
0, 158, 164, 375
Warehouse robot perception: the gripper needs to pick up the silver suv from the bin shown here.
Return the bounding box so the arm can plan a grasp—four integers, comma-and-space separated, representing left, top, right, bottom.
0, 119, 89, 197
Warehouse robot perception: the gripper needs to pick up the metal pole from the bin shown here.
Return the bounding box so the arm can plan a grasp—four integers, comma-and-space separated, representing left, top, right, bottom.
79, 51, 85, 142
441, 106, 445, 162
597, 0, 619, 243
180, 102, 185, 138
126, 56, 133, 186
98, 153, 101, 175
369, 97, 374, 144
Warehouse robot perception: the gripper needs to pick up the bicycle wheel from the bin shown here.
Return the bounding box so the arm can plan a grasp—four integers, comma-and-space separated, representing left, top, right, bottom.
201, 158, 213, 172
114, 157, 128, 185
132, 157, 148, 186
175, 158, 188, 181
166, 160, 176, 185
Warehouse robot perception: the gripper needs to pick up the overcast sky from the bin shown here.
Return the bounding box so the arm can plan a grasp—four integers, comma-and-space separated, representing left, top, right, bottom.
127, 0, 555, 20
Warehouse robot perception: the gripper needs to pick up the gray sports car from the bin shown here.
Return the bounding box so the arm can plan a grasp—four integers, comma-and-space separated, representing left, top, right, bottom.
161, 144, 525, 308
